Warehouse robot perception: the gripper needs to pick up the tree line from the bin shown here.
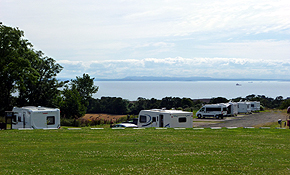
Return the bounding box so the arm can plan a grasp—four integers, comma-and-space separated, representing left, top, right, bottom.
1, 25, 290, 120
86, 95, 290, 115
87, 97, 205, 115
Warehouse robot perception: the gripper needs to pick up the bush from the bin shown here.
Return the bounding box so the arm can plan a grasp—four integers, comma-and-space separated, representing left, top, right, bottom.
260, 105, 265, 111
184, 107, 194, 112
61, 118, 80, 127
280, 99, 290, 109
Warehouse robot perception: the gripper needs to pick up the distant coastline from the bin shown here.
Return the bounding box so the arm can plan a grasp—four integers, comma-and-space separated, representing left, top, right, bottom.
93, 76, 290, 82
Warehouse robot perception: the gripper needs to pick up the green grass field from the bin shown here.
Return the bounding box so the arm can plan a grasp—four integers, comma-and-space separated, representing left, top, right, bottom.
1, 127, 290, 174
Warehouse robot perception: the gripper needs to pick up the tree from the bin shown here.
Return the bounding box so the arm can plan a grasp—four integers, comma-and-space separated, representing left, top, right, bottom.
87, 98, 101, 113
272, 96, 284, 109
160, 97, 175, 109
280, 99, 290, 109
111, 97, 129, 114
0, 25, 38, 113
17, 50, 65, 107
148, 98, 161, 109
71, 73, 98, 102
57, 88, 86, 119
210, 97, 228, 104
58, 74, 98, 118
131, 97, 148, 114
0, 25, 65, 115
245, 94, 256, 101
181, 98, 193, 109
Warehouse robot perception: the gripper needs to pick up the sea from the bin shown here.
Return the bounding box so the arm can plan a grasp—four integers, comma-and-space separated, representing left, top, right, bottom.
93, 81, 290, 101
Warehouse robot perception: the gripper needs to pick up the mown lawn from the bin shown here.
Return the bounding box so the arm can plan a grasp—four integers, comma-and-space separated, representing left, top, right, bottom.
1, 128, 290, 174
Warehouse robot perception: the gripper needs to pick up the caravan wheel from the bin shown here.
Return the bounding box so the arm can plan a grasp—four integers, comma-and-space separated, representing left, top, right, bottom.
216, 115, 219, 119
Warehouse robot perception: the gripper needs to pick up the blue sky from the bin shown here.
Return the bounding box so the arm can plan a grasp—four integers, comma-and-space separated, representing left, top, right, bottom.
2, 0, 290, 79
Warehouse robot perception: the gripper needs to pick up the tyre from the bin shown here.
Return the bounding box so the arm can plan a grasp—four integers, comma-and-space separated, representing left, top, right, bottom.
197, 114, 201, 119
216, 115, 219, 119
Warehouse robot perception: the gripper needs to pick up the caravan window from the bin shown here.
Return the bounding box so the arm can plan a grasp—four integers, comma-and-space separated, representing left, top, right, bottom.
139, 115, 147, 123
47, 116, 55, 125
178, 117, 187, 123
152, 117, 156, 122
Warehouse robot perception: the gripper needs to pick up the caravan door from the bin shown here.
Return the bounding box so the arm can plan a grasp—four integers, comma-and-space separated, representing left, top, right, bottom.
159, 114, 164, 127
23, 112, 26, 128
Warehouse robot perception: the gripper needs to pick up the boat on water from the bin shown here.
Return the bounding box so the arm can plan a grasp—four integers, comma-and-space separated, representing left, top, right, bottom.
236, 83, 242, 86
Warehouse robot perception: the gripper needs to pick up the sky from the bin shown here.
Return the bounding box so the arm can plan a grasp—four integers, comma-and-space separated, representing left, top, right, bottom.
1, 0, 290, 79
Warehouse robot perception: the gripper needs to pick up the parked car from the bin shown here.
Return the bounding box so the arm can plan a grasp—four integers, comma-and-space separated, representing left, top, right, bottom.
112, 123, 137, 128
123, 118, 138, 125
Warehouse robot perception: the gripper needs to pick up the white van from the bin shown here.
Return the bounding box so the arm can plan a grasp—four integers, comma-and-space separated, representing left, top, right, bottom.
196, 104, 227, 119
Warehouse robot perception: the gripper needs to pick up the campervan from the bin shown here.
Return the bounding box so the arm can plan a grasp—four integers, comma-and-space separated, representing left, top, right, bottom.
237, 102, 251, 114
12, 106, 60, 129
196, 104, 227, 119
137, 109, 193, 128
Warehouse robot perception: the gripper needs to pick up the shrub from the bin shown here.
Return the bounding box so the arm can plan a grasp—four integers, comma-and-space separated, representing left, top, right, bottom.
260, 105, 265, 111
280, 99, 290, 109
60, 118, 80, 127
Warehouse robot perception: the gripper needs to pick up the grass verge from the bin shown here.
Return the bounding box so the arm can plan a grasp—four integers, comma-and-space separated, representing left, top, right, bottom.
1, 128, 290, 174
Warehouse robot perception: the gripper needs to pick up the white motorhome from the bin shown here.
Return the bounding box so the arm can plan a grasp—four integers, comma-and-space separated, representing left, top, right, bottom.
196, 104, 227, 119
237, 102, 251, 114
137, 109, 193, 128
250, 101, 260, 112
12, 106, 60, 129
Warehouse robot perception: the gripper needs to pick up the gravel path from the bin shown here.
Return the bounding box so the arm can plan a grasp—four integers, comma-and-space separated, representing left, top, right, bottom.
193, 111, 289, 128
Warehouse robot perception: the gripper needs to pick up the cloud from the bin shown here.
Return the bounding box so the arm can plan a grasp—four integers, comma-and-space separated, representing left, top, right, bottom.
2, 0, 290, 80
4, 0, 290, 44
57, 57, 290, 79
192, 40, 290, 60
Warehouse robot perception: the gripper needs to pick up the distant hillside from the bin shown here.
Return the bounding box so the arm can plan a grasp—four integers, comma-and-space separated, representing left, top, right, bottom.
94, 76, 290, 81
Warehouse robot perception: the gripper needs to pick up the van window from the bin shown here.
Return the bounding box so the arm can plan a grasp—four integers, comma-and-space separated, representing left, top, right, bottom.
179, 117, 187, 123
200, 107, 205, 112
207, 107, 221, 111
223, 107, 227, 111
47, 116, 55, 125
139, 115, 147, 123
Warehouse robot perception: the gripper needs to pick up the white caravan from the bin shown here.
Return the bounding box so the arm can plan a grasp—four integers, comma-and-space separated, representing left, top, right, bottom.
250, 101, 260, 112
12, 106, 60, 129
225, 102, 238, 116
196, 104, 227, 119
137, 109, 193, 128
237, 102, 251, 114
